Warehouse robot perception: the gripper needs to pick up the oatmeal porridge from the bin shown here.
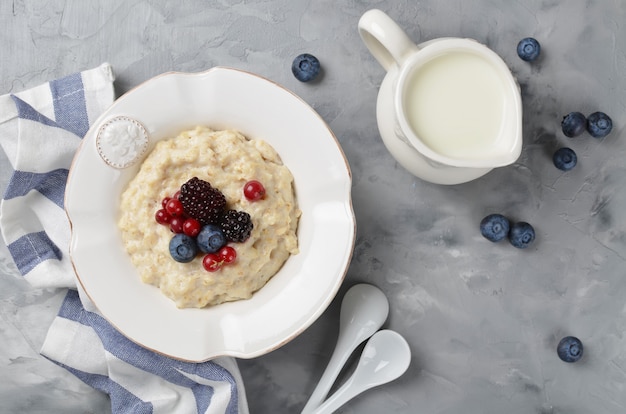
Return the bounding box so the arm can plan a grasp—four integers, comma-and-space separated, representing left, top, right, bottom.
118, 126, 300, 308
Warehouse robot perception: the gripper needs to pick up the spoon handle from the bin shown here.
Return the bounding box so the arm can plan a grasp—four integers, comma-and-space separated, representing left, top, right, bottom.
310, 373, 362, 414
300, 337, 352, 413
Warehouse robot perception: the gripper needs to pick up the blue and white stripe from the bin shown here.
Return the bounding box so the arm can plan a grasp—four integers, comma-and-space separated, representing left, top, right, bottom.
42, 290, 245, 414
0, 67, 107, 287
0, 64, 248, 414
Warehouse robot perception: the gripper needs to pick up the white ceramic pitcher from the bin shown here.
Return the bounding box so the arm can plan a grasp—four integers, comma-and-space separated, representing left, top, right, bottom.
358, 9, 523, 185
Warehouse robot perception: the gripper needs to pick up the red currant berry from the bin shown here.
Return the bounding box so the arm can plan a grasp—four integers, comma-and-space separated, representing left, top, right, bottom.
161, 196, 171, 209
155, 209, 172, 225
182, 218, 202, 237
165, 198, 185, 216
219, 246, 237, 264
202, 253, 222, 272
173, 190, 181, 200
170, 217, 184, 233
243, 180, 266, 201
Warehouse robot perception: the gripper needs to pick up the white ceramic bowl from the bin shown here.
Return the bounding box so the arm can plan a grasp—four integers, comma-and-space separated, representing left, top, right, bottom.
65, 67, 356, 362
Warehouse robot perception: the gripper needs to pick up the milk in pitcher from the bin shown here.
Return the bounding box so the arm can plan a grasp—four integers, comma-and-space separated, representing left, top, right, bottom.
403, 51, 507, 159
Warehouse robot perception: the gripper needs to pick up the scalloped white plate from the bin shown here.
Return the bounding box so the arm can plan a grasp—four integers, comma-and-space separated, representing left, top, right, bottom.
65, 67, 355, 362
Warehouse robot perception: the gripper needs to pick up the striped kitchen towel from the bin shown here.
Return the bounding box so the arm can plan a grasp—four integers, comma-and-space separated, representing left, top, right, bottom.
0, 64, 249, 414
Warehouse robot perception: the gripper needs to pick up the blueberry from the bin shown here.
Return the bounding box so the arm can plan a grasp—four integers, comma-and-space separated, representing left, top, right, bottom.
292, 53, 321, 82
557, 336, 584, 363
561, 112, 587, 138
196, 224, 226, 253
552, 147, 577, 171
169, 234, 199, 263
587, 111, 613, 138
480, 214, 510, 242
508, 222, 535, 249
517, 37, 541, 62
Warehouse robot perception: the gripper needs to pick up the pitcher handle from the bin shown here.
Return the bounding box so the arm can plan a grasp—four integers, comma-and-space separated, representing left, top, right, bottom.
358, 9, 420, 71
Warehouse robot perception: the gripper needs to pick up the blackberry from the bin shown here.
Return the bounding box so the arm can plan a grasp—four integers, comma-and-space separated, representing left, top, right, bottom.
220, 210, 253, 243
179, 177, 226, 225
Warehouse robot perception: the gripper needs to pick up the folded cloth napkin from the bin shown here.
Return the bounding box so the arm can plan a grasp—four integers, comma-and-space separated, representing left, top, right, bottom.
0, 64, 249, 414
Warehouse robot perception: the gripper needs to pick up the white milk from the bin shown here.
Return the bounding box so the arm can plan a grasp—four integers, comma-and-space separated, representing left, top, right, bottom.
403, 52, 507, 158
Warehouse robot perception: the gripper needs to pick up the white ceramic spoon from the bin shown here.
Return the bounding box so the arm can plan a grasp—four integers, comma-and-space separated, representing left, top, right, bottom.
312, 330, 411, 414
301, 283, 389, 413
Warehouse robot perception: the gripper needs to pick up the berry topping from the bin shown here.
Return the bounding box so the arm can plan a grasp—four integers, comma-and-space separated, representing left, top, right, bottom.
508, 222, 535, 249
220, 210, 253, 243
561, 112, 587, 138
244, 180, 266, 201
557, 336, 584, 363
202, 253, 222, 272
219, 246, 237, 264
553, 147, 577, 171
179, 177, 226, 225
587, 111, 613, 138
517, 37, 541, 62
161, 197, 171, 208
155, 178, 254, 268
165, 198, 185, 217
169, 217, 185, 233
169, 234, 199, 263
480, 214, 510, 242
292, 53, 321, 82
155, 209, 172, 225
182, 218, 202, 237
197, 224, 227, 254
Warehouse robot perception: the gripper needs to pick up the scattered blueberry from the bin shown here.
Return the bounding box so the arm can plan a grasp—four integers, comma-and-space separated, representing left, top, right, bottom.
480, 214, 511, 242
292, 53, 321, 82
586, 111, 613, 138
557, 336, 584, 363
561, 112, 587, 138
508, 222, 535, 249
552, 147, 577, 171
517, 37, 541, 62
196, 224, 227, 254
169, 234, 199, 263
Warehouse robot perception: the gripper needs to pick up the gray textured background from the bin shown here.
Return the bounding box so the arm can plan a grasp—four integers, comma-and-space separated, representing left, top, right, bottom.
1, 1, 626, 413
